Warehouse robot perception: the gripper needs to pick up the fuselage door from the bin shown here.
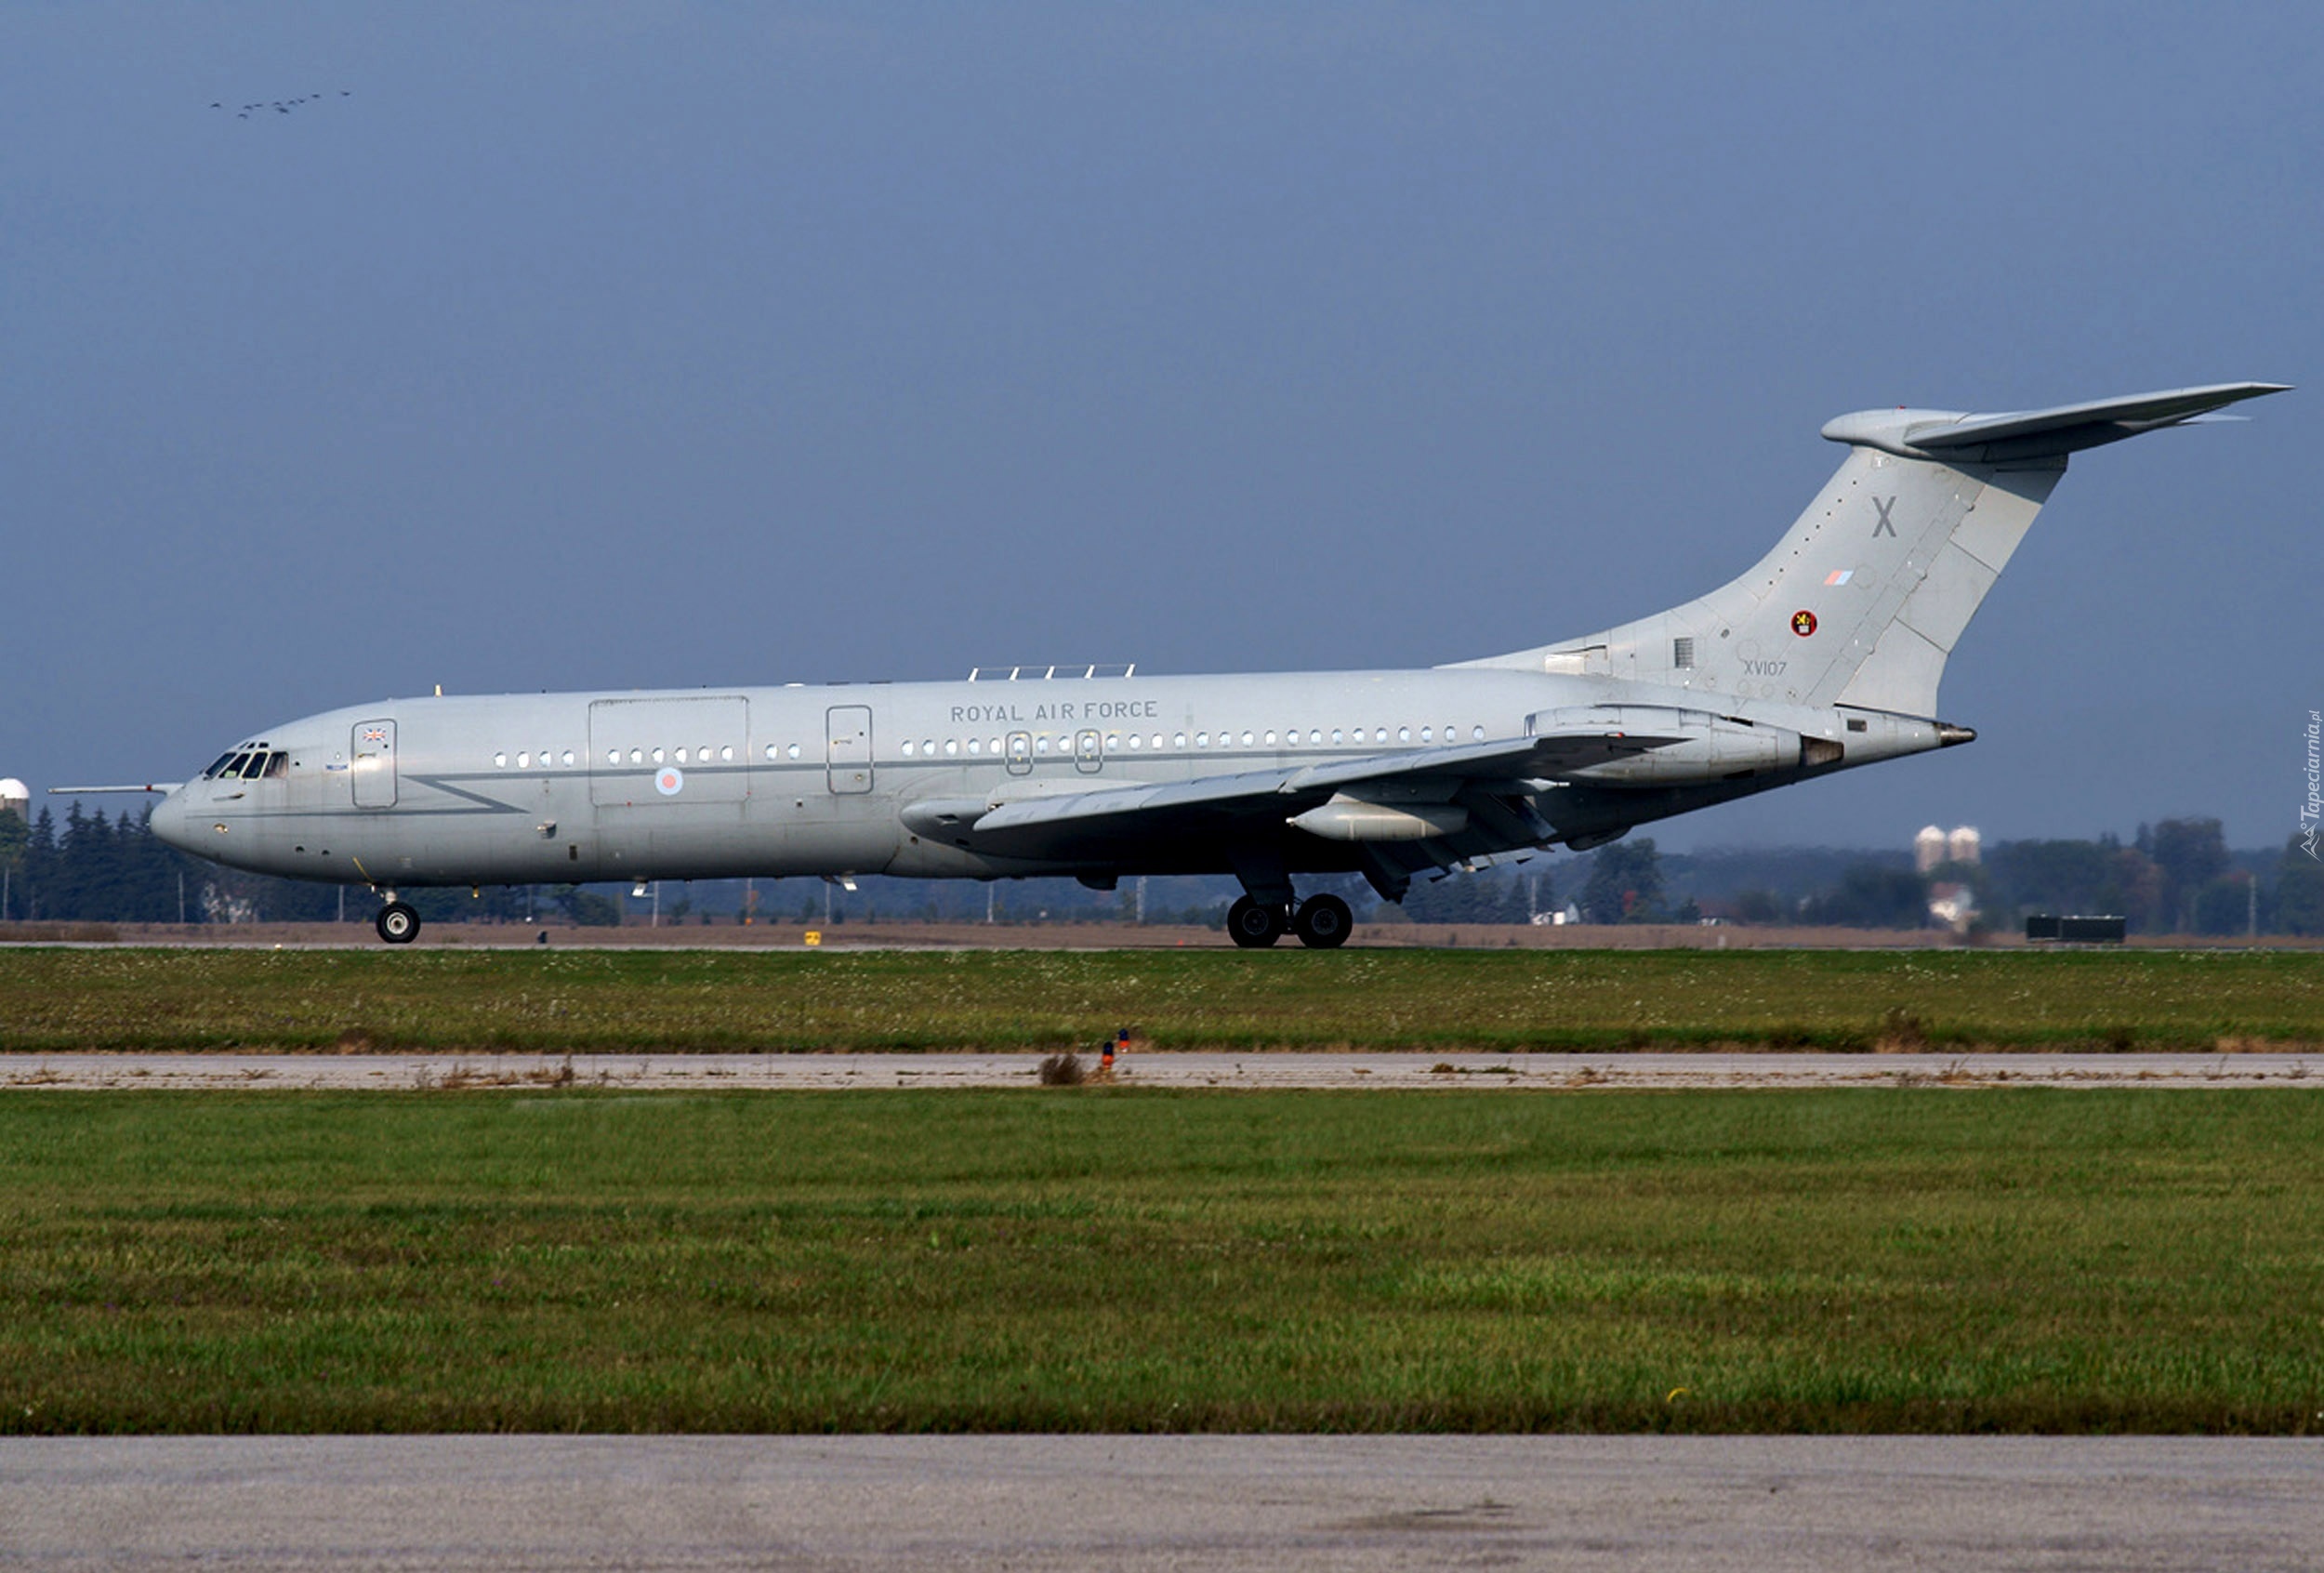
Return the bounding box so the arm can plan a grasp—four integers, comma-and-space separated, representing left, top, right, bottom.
1074, 729, 1103, 774
350, 720, 397, 809
1005, 731, 1034, 776
826, 706, 873, 795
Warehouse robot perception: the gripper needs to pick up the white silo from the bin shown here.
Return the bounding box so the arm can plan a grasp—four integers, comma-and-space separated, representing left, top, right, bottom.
1913, 825, 1948, 874
0, 778, 24, 923
1947, 826, 1982, 866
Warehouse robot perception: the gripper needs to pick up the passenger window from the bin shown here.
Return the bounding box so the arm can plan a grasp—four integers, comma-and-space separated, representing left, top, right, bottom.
1173, 733, 1186, 748
562, 750, 575, 767
720, 746, 733, 762
1398, 727, 1411, 743
787, 744, 802, 760
1421, 726, 1433, 743
675, 747, 688, 764
495, 752, 508, 769
1472, 725, 1485, 741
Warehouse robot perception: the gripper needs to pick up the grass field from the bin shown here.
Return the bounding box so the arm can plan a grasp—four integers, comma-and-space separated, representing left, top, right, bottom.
3, 1089, 2321, 1434
3, 946, 2322, 1053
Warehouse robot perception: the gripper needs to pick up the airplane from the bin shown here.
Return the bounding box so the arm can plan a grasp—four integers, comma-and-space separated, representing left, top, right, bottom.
65, 381, 2285, 947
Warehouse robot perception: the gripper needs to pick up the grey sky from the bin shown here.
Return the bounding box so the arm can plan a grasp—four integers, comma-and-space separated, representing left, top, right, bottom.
3, 3, 2314, 853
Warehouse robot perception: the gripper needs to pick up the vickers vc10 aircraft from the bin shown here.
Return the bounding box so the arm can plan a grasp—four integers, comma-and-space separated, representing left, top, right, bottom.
75, 382, 2283, 946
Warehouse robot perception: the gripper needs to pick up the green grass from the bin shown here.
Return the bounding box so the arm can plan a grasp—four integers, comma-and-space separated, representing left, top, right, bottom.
4, 1090, 2322, 1433
3, 946, 2321, 1052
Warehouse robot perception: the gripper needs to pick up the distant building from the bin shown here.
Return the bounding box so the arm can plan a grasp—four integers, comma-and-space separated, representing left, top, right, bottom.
1914, 824, 1981, 872
0, 778, 27, 824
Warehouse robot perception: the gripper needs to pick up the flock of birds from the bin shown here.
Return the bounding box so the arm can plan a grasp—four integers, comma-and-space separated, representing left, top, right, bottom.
211, 92, 352, 120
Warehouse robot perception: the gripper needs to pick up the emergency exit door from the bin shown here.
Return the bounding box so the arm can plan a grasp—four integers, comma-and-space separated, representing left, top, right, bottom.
826, 706, 873, 794
350, 720, 397, 808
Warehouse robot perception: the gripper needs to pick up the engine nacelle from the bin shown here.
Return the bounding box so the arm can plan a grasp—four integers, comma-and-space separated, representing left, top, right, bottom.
1531, 705, 1829, 786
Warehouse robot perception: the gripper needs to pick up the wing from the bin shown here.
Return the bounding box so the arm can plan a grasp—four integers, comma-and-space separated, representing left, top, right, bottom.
901, 727, 1683, 869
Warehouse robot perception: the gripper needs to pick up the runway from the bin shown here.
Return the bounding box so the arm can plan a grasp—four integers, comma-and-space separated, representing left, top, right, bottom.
5, 1435, 2319, 1570
3, 1049, 2317, 1091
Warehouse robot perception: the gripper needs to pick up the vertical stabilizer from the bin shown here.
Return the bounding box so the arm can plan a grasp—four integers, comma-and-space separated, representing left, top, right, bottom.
1458, 383, 2285, 720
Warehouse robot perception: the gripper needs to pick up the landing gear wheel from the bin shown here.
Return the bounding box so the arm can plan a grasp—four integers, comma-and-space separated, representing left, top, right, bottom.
1226, 894, 1286, 949
1294, 893, 1353, 949
376, 902, 421, 945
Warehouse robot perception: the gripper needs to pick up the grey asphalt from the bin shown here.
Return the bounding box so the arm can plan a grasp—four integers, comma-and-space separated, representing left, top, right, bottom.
5, 1435, 2319, 1570
4, 1050, 2317, 1091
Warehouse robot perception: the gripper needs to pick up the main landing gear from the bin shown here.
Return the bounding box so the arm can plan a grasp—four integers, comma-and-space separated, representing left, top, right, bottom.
375, 899, 421, 945
1226, 892, 1353, 950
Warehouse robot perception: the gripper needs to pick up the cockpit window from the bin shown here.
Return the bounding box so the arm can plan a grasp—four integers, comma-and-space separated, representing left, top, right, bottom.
205, 749, 288, 781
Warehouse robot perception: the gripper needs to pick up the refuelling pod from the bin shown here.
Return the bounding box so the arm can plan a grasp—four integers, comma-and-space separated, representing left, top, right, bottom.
1530, 705, 1837, 786
1288, 795, 1472, 843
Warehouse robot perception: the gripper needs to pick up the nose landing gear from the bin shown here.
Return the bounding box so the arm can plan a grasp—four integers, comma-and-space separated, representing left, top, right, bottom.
375, 897, 421, 945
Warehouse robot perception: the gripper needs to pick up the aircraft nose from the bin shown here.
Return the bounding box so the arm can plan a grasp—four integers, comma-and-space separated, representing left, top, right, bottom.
148, 791, 191, 851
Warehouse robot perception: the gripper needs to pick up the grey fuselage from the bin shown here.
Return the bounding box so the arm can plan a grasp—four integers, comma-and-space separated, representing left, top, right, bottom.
141, 383, 2284, 904
147, 668, 1938, 892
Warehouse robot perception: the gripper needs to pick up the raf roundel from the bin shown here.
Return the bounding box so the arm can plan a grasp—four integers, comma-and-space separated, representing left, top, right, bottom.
655, 766, 684, 797
1790, 610, 1818, 638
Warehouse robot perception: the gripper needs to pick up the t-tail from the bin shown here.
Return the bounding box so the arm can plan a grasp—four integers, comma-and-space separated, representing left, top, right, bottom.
1462, 382, 2288, 719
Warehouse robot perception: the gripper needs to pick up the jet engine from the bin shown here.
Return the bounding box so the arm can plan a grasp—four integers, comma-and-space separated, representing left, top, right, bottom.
1529, 706, 1839, 786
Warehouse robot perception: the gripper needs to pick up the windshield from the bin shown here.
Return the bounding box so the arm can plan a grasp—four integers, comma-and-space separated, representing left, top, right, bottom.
203, 747, 286, 781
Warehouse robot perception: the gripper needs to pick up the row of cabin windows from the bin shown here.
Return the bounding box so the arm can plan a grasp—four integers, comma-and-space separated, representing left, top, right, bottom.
488, 725, 1491, 772
493, 745, 745, 770
895, 724, 1488, 759
205, 749, 289, 780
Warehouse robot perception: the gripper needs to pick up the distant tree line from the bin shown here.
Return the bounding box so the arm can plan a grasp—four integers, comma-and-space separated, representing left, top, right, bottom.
4, 803, 2320, 935
1692, 818, 2324, 936
1, 803, 622, 928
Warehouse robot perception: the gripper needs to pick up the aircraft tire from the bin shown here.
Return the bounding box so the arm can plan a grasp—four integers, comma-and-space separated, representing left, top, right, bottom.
1226, 895, 1284, 949
376, 902, 421, 945
1293, 893, 1353, 949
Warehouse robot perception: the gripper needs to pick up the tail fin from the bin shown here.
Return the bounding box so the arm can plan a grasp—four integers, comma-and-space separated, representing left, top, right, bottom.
1461, 383, 2286, 719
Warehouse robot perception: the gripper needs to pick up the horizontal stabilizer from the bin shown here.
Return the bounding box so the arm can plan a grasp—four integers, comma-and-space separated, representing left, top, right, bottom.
1823, 382, 2289, 464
